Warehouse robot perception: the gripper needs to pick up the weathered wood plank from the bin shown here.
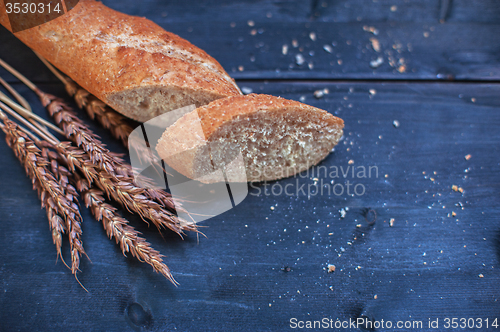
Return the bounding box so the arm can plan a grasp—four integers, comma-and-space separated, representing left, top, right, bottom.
1, 0, 500, 82
0, 81, 499, 331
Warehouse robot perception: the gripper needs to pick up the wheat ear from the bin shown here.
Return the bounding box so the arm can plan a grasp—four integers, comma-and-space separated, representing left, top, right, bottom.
73, 172, 178, 284
2, 119, 86, 275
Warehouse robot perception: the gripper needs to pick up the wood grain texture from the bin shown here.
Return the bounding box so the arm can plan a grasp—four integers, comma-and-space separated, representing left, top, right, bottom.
0, 81, 499, 331
0, 0, 499, 331
1, 0, 500, 82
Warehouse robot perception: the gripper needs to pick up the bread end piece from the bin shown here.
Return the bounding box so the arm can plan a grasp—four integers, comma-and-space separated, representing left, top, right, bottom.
156, 94, 344, 183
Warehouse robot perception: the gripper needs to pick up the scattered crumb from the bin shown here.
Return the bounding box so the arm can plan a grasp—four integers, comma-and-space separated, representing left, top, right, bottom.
292, 39, 298, 48
327, 264, 336, 273
370, 56, 384, 68
465, 154, 471, 160
423, 31, 429, 38
390, 5, 397, 12
348, 159, 354, 164
374, 294, 378, 299
340, 208, 347, 219
389, 218, 395, 227
247, 20, 255, 27
452, 185, 458, 192
270, 206, 275, 211
241, 87, 253, 94
385, 174, 389, 178
314, 88, 329, 99
369, 89, 377, 95
308, 62, 314, 69
430, 177, 435, 182
479, 274, 484, 278
238, 66, 244, 72
309, 32, 316, 41
299, 95, 306, 102
282, 44, 288, 55
370, 38, 381, 52
337, 59, 343, 65
471, 98, 476, 103
356, 224, 362, 228
323, 45, 333, 53
250, 29, 257, 35
451, 211, 457, 217
295, 54, 305, 65
397, 65, 406, 73
393, 120, 400, 128
363, 26, 379, 35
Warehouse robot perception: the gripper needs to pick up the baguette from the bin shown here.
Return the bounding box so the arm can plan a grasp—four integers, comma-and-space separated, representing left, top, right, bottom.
0, 0, 241, 122
156, 94, 344, 183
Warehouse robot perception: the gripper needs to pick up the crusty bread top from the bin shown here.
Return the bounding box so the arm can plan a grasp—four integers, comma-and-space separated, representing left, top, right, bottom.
194, 94, 344, 137
156, 94, 344, 182
0, 0, 241, 121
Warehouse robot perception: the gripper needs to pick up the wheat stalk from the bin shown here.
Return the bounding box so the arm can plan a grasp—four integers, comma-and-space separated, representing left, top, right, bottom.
2, 119, 86, 275
37, 56, 161, 168
73, 172, 178, 284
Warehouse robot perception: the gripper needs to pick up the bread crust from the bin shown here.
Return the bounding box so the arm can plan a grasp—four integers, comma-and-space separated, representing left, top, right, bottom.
0, 0, 241, 121
156, 94, 344, 183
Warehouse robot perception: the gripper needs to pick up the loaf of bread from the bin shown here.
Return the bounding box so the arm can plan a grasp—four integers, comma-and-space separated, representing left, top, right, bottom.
0, 0, 241, 122
156, 94, 344, 183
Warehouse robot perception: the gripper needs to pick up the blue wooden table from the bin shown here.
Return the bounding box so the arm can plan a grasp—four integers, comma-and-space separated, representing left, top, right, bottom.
1, 1, 499, 331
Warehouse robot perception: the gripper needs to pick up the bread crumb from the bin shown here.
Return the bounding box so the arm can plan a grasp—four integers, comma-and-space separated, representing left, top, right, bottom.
363, 26, 379, 35
452, 185, 458, 192
369, 89, 377, 95
282, 44, 288, 55
348, 159, 354, 164
385, 174, 388, 178
430, 177, 435, 182
397, 65, 406, 73
479, 274, 484, 278
241, 87, 253, 94
309, 32, 316, 41
389, 218, 395, 227
458, 187, 464, 193
374, 294, 378, 299
370, 38, 381, 52
451, 211, 456, 217
295, 54, 305, 65
390, 5, 397, 11
292, 39, 298, 48
393, 120, 400, 128
308, 62, 314, 69
270, 206, 275, 211
247, 20, 255, 27
370, 56, 384, 68
356, 224, 362, 228
327, 264, 336, 273
471, 98, 476, 103
314, 88, 329, 99
423, 31, 429, 38
323, 45, 333, 53
465, 154, 471, 160
238, 66, 244, 72
250, 29, 257, 35
338, 59, 343, 65
340, 208, 346, 219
